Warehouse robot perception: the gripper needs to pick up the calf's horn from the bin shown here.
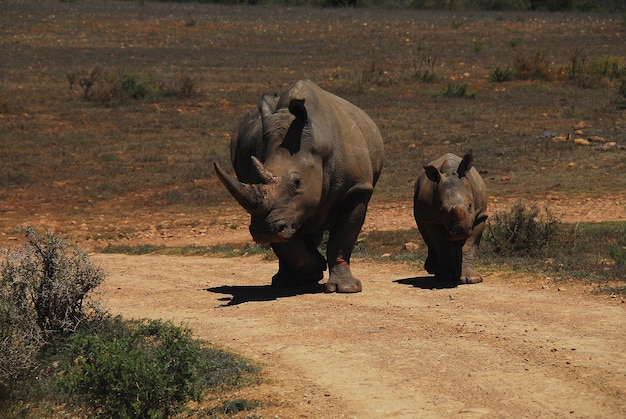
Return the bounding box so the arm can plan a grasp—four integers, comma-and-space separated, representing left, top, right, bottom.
214, 162, 269, 215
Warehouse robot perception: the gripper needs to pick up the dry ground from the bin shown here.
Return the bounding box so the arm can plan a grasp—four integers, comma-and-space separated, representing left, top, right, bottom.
94, 198, 626, 419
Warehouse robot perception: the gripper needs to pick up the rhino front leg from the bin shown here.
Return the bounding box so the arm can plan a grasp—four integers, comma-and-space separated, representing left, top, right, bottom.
460, 219, 486, 284
325, 191, 371, 293
271, 233, 327, 288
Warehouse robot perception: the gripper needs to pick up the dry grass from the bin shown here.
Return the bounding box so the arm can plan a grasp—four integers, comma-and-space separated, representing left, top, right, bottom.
1, 0, 625, 244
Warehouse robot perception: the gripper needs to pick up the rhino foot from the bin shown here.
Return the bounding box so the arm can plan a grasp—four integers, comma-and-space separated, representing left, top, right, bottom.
325, 278, 362, 293
424, 256, 438, 275
460, 266, 483, 284
325, 264, 362, 293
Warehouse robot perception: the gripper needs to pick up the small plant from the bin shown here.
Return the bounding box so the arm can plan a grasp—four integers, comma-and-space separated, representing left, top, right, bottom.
485, 201, 560, 256
618, 79, 626, 109
442, 83, 476, 98
490, 66, 514, 82
608, 224, 626, 266
513, 51, 553, 81
472, 40, 484, 53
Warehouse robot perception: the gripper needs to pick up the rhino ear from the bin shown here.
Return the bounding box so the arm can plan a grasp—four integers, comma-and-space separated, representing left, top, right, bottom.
424, 165, 441, 182
258, 94, 278, 118
288, 98, 308, 122
457, 151, 474, 178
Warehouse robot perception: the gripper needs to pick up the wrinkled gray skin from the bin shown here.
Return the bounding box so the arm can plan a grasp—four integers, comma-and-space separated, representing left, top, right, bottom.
413, 152, 488, 284
215, 80, 384, 293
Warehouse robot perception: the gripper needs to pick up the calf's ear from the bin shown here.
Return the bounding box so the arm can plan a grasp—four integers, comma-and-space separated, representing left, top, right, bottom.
457, 151, 474, 178
424, 165, 441, 182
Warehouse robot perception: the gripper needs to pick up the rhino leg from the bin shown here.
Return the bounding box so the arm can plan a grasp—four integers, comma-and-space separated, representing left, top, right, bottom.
417, 222, 439, 275
419, 223, 463, 282
460, 219, 485, 284
325, 193, 371, 293
270, 233, 327, 288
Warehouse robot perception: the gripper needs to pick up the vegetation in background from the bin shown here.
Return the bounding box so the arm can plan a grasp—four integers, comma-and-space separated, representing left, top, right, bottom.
67, 65, 201, 105
0, 229, 261, 416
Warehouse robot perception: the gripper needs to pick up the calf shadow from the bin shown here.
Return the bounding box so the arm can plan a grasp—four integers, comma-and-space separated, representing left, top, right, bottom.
204, 283, 325, 307
394, 275, 459, 290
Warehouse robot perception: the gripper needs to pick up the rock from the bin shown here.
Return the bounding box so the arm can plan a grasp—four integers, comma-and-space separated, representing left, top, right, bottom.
588, 135, 605, 143
574, 138, 590, 146
574, 121, 587, 129
551, 135, 569, 143
403, 241, 420, 251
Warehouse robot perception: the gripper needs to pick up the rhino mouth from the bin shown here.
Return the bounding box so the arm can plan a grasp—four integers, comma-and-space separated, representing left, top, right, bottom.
448, 227, 472, 241
249, 222, 296, 243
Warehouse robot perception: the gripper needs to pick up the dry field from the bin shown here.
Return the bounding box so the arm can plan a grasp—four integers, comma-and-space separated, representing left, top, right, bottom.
1, 1, 626, 417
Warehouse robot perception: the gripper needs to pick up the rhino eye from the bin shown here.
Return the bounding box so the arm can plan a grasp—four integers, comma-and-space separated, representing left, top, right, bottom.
288, 176, 302, 196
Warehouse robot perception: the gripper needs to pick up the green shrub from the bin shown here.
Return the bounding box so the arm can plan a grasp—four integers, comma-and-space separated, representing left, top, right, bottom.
490, 66, 514, 82
484, 201, 560, 256
59, 318, 213, 418
442, 83, 476, 98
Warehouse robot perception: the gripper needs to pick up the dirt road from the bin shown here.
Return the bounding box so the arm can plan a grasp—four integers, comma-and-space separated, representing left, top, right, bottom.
96, 251, 626, 418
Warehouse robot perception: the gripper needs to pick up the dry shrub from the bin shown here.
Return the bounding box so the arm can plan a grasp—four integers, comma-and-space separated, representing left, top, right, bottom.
0, 228, 106, 395
513, 51, 554, 81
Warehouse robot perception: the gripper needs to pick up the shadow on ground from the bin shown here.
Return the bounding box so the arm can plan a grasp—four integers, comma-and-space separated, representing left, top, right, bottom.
394, 276, 460, 290
205, 283, 326, 306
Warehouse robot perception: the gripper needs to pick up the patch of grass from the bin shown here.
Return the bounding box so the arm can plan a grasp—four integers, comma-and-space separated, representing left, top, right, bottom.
97, 243, 165, 255
95, 242, 275, 258
483, 207, 626, 290
490, 66, 514, 82
442, 83, 476, 98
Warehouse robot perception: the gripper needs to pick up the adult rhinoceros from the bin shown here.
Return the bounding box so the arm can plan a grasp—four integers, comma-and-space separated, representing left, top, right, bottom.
413, 152, 488, 284
214, 80, 384, 293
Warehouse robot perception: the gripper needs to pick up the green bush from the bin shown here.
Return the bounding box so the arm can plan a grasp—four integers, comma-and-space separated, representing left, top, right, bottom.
490, 66, 514, 82
442, 83, 476, 98
58, 317, 259, 418
60, 318, 202, 418
484, 201, 560, 256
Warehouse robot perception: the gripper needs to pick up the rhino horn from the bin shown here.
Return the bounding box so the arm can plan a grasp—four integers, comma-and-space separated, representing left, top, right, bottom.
214, 162, 269, 214
251, 156, 278, 184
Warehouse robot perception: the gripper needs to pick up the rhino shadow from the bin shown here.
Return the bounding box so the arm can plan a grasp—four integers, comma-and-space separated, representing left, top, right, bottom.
394, 276, 460, 290
204, 283, 325, 307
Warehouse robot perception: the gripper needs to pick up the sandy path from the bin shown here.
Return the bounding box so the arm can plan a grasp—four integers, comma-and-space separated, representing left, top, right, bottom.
96, 254, 626, 418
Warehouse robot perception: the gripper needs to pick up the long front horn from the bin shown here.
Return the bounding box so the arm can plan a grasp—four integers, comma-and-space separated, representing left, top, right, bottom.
214, 162, 268, 214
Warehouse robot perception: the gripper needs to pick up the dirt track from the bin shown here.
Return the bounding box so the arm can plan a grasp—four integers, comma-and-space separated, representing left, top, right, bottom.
96, 247, 626, 418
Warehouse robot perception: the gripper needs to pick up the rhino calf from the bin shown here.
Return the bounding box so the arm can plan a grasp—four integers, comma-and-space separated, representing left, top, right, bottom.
413, 152, 488, 283
215, 80, 383, 293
